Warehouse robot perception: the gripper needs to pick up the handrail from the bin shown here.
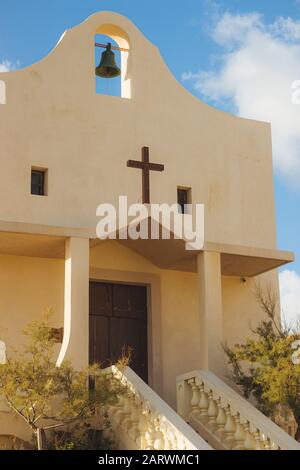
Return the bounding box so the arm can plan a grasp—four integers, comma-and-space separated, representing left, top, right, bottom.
105, 366, 212, 450
177, 370, 300, 450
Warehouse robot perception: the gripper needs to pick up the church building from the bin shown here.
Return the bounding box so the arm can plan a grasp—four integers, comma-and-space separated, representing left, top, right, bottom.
0, 11, 297, 449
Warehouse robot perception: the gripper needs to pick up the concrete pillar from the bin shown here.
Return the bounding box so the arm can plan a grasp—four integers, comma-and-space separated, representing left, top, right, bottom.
197, 251, 225, 378
57, 237, 89, 370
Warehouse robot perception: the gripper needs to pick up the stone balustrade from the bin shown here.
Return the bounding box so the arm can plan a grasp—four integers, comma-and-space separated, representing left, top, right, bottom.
176, 370, 300, 451
104, 366, 212, 450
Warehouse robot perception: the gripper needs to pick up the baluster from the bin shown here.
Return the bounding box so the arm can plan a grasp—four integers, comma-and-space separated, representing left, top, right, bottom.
232, 414, 246, 450
253, 430, 263, 450
215, 399, 226, 441
169, 430, 179, 450
161, 422, 172, 450
102, 410, 115, 443
122, 392, 134, 430
112, 394, 126, 428
128, 395, 141, 442
145, 413, 156, 450
223, 406, 236, 449
153, 415, 165, 450
105, 395, 117, 418
107, 380, 122, 419
182, 440, 189, 451
207, 391, 218, 432
243, 422, 255, 450
176, 434, 187, 450
263, 437, 271, 450
188, 379, 200, 416
271, 441, 279, 450
136, 406, 148, 449
198, 382, 209, 424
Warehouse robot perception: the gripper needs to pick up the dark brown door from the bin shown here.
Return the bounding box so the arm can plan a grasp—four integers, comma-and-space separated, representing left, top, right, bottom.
89, 282, 148, 383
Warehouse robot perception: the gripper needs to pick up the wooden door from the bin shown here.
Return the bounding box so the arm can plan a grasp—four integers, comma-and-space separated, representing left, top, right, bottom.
89, 282, 148, 383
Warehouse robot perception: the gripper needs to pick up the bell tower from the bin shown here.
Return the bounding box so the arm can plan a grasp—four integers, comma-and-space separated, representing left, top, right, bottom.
94, 23, 131, 99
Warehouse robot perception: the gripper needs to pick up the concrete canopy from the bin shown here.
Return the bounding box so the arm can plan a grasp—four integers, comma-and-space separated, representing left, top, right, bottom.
0, 219, 292, 277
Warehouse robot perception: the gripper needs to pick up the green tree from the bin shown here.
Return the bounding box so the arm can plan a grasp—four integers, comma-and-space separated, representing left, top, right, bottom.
224, 285, 300, 441
0, 316, 124, 450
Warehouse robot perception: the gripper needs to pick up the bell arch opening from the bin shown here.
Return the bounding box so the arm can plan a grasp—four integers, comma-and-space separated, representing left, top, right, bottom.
94, 24, 131, 99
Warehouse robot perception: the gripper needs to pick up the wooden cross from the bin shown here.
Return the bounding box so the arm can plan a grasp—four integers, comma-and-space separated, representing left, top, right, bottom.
127, 147, 165, 204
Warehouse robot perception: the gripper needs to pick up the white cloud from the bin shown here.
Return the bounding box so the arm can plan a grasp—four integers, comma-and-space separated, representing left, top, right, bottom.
279, 270, 300, 330
213, 12, 263, 48
271, 17, 300, 41
0, 60, 13, 72
183, 12, 300, 185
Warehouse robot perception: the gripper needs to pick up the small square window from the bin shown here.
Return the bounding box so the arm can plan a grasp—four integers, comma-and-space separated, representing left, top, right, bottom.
177, 188, 191, 214
31, 168, 47, 196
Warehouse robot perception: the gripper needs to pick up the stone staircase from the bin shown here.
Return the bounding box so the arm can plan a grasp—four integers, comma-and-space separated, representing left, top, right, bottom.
177, 370, 300, 451
105, 366, 211, 450
106, 366, 300, 450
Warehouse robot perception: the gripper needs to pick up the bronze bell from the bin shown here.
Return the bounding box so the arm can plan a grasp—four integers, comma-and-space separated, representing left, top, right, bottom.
95, 43, 121, 78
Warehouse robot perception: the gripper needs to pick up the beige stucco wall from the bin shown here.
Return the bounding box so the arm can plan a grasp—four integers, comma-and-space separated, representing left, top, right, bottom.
0, 255, 64, 346
222, 270, 280, 348
160, 269, 200, 406
0, 11, 276, 251
0, 254, 64, 440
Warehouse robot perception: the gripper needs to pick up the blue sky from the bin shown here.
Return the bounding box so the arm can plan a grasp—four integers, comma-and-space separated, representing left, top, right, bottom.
1, 0, 300, 323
